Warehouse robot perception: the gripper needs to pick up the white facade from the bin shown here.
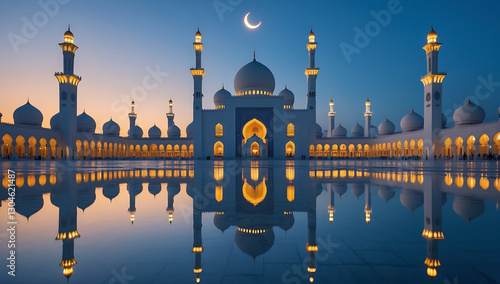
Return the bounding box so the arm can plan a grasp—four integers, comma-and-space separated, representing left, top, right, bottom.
0, 28, 499, 160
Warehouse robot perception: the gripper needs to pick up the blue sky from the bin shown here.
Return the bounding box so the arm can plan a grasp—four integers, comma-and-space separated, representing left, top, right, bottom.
1, 0, 499, 135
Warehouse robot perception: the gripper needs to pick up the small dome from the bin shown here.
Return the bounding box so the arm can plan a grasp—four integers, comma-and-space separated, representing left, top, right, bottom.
148, 183, 162, 197
309, 29, 315, 37
370, 125, 378, 137
400, 109, 424, 132
77, 111, 96, 133
453, 99, 485, 125
332, 124, 347, 138
148, 124, 161, 138
351, 123, 364, 137
453, 196, 484, 223
279, 213, 295, 232
50, 113, 60, 130
378, 186, 395, 202
378, 119, 395, 135
195, 29, 202, 37
234, 60, 275, 95
64, 28, 74, 38
13, 101, 43, 126
102, 184, 120, 201
315, 123, 323, 138
442, 113, 447, 128
400, 189, 423, 212
332, 184, 347, 197
278, 86, 295, 106
167, 124, 181, 138
103, 119, 120, 136
427, 28, 437, 41
131, 125, 143, 139
214, 213, 230, 232
186, 122, 193, 139
351, 184, 364, 199
213, 87, 231, 106
77, 186, 96, 211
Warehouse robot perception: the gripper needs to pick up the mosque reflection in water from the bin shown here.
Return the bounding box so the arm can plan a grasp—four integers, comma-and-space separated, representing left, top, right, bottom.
2, 161, 500, 282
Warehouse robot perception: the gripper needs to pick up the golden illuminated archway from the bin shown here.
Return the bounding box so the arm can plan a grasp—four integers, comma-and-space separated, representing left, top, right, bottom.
214, 141, 224, 157
242, 118, 267, 143
242, 178, 267, 206
285, 141, 295, 157
251, 142, 260, 157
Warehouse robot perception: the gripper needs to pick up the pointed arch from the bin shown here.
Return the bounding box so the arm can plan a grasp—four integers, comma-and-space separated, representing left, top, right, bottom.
287, 123, 295, 137
285, 141, 295, 157
242, 118, 267, 143
214, 141, 224, 157
215, 123, 223, 137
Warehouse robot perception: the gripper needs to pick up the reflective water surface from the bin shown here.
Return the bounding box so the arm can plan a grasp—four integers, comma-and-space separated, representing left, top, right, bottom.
1, 160, 500, 284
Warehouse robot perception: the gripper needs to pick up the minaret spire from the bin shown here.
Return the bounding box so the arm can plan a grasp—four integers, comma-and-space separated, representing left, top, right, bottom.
192, 28, 205, 159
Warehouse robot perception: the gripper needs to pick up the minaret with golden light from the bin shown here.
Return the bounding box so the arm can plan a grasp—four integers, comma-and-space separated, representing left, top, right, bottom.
55, 26, 81, 159
166, 99, 174, 130
328, 183, 335, 223
166, 182, 180, 224
306, 30, 319, 142
422, 174, 444, 278
128, 101, 137, 138
192, 29, 204, 159
328, 100, 335, 137
364, 99, 372, 137
306, 199, 318, 282
127, 182, 142, 224
192, 204, 203, 283
364, 184, 372, 224
421, 27, 446, 157
56, 173, 80, 279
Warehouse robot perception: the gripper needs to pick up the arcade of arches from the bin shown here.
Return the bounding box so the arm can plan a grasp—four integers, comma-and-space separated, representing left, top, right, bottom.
1, 134, 194, 159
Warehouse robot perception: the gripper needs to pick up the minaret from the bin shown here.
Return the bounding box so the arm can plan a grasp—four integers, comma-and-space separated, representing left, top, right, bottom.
127, 182, 142, 224
364, 184, 372, 224
55, 26, 81, 159
364, 99, 372, 137
56, 174, 80, 280
128, 101, 137, 138
421, 27, 446, 157
306, 30, 319, 142
166, 182, 181, 224
166, 99, 174, 129
328, 183, 335, 223
306, 204, 318, 282
192, 205, 203, 283
422, 174, 444, 278
327, 100, 335, 137
191, 29, 204, 159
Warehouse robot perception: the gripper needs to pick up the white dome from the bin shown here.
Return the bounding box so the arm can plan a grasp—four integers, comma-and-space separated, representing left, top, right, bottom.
186, 122, 193, 138
131, 125, 143, 139
102, 119, 120, 136
50, 113, 60, 130
351, 123, 364, 137
316, 123, 323, 138
234, 60, 275, 95
441, 113, 447, 128
167, 124, 181, 138
453, 196, 484, 223
103, 119, 120, 136
213, 87, 231, 106
378, 119, 395, 135
13, 101, 43, 126
400, 189, 423, 212
453, 100, 485, 125
378, 186, 395, 202
148, 124, 161, 138
400, 109, 424, 132
332, 184, 347, 197
278, 87, 294, 106
77, 111, 96, 133
370, 125, 378, 137
332, 124, 347, 137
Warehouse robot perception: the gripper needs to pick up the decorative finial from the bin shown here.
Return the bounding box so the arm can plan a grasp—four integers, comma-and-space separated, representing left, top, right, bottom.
27, 97, 30, 104
83, 108, 85, 113
68, 24, 70, 31
431, 24, 434, 31
222, 83, 224, 89
285, 84, 287, 89
253, 49, 255, 61
411, 106, 414, 113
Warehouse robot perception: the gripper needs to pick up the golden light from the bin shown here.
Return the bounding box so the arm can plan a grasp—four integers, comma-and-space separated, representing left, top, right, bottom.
467, 177, 476, 189
309, 277, 314, 283
287, 185, 295, 202
444, 173, 453, 186
427, 267, 437, 277
215, 186, 223, 202
242, 179, 267, 206
480, 176, 489, 190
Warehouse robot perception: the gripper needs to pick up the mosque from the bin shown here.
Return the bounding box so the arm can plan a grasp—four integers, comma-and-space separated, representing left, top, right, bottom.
0, 27, 499, 160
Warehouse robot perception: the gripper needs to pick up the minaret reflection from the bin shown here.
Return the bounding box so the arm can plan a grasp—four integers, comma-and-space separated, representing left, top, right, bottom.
327, 184, 335, 223
306, 203, 317, 282
364, 184, 372, 224
422, 174, 445, 278
192, 206, 203, 283
127, 181, 142, 224
52, 173, 80, 280
166, 182, 180, 224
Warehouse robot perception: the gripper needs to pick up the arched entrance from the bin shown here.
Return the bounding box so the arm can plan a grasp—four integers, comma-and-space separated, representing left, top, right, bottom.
242, 118, 267, 158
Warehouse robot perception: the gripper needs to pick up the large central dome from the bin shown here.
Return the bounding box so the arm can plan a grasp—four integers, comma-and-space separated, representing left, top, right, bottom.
234, 59, 275, 96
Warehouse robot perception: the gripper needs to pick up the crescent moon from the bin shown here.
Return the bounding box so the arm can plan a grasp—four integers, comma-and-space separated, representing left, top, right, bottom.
244, 12, 261, 29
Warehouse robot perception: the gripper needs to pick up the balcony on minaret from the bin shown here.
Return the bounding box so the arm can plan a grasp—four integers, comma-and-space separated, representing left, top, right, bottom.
54, 72, 81, 86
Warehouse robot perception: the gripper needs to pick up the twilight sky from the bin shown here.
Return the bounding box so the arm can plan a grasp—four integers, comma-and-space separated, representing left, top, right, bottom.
1, 0, 499, 136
